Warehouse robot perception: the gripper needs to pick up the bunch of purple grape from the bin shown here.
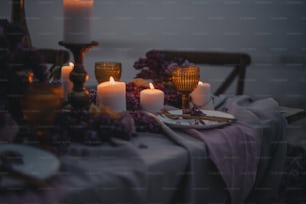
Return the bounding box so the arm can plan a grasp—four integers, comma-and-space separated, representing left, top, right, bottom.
93, 112, 135, 141
46, 109, 136, 154
126, 81, 147, 110
153, 82, 181, 108
126, 81, 181, 110
88, 88, 97, 104
133, 50, 190, 82
88, 81, 181, 111
129, 111, 162, 133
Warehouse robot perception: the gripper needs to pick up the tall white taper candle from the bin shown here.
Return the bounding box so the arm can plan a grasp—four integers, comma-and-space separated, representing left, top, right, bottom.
63, 0, 93, 43
61, 62, 74, 101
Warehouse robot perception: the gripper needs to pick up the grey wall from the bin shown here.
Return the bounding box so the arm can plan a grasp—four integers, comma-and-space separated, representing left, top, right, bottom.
1, 0, 306, 107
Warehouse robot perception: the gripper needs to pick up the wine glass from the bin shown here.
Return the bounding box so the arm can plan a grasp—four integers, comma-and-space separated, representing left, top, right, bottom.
171, 66, 200, 111
95, 62, 122, 83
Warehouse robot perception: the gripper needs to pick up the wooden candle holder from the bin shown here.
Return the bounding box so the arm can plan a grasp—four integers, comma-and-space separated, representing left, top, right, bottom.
59, 41, 98, 109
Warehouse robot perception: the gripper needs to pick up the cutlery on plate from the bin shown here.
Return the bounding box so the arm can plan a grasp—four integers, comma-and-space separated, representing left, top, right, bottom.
159, 111, 234, 123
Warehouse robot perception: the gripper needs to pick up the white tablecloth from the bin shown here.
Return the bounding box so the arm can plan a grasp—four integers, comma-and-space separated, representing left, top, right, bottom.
0, 95, 287, 204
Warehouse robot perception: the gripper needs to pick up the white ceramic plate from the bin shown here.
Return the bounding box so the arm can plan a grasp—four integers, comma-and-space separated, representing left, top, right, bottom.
0, 144, 60, 184
157, 109, 235, 129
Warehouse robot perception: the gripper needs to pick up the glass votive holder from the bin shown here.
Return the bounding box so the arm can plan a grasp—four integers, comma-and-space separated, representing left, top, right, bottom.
95, 62, 122, 83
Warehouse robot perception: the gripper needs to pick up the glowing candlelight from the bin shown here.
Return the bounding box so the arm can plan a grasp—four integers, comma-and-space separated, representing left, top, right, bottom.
61, 62, 74, 101
96, 76, 126, 112
190, 81, 212, 108
110, 76, 115, 85
140, 83, 164, 113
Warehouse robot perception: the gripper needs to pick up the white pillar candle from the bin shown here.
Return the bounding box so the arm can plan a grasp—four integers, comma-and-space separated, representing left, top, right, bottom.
61, 62, 74, 101
63, 0, 93, 43
97, 77, 126, 112
140, 83, 164, 113
190, 81, 212, 108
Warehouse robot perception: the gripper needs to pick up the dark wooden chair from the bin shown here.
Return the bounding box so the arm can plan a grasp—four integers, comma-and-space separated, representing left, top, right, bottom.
156, 50, 306, 123
37, 49, 70, 80
37, 49, 70, 67
11, 0, 70, 69
280, 106, 306, 124
155, 50, 251, 96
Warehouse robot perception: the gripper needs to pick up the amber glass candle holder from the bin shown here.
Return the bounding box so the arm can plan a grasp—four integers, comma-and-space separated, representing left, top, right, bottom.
21, 83, 64, 137
95, 62, 122, 83
171, 66, 200, 110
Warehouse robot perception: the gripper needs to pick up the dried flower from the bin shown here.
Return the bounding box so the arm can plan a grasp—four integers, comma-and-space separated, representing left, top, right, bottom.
133, 50, 191, 82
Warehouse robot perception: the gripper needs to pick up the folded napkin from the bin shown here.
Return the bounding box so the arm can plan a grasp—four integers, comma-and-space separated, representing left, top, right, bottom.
186, 123, 260, 204
185, 96, 283, 204
225, 96, 287, 203
224, 95, 281, 124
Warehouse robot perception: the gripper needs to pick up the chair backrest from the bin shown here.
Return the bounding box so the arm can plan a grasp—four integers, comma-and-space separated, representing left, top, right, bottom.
155, 50, 251, 95
37, 49, 70, 66
37, 49, 70, 80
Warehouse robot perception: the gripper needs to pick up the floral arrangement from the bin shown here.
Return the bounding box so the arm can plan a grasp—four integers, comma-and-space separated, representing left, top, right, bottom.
133, 50, 190, 82
51, 50, 195, 149
89, 83, 164, 132
1, 24, 192, 151
132, 50, 196, 108
126, 78, 180, 110
43, 103, 163, 154
43, 105, 134, 153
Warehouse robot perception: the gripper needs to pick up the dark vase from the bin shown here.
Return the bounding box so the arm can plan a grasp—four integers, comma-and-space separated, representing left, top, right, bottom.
11, 0, 32, 48
7, 0, 32, 124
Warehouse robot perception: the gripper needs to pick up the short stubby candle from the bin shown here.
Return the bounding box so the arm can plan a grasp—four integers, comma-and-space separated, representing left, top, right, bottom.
97, 77, 126, 112
190, 81, 212, 108
63, 0, 94, 43
61, 62, 74, 101
140, 83, 164, 113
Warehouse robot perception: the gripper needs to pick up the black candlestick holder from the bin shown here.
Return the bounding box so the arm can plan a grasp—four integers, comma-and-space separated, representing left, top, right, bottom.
59, 41, 98, 109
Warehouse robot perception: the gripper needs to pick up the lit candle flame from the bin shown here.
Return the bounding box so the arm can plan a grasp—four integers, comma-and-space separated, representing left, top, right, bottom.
69, 62, 74, 67
149, 83, 154, 89
28, 72, 34, 84
64, 0, 94, 7
110, 76, 115, 85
